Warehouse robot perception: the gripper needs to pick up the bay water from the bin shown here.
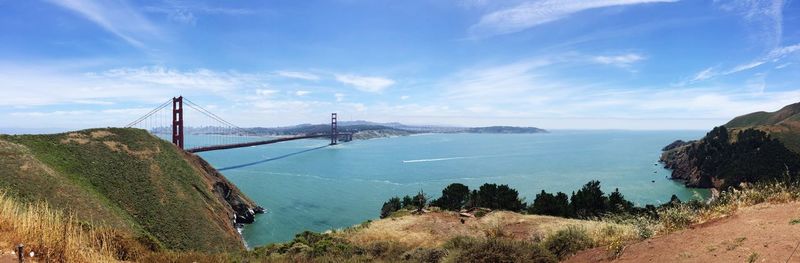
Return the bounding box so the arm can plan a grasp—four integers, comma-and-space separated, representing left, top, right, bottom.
195, 130, 707, 247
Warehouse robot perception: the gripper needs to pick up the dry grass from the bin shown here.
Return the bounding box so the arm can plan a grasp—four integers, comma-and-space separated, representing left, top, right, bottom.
0, 192, 125, 262
339, 209, 638, 251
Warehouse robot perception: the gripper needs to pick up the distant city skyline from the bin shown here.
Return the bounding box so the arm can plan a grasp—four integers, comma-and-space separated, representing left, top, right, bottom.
0, 0, 799, 130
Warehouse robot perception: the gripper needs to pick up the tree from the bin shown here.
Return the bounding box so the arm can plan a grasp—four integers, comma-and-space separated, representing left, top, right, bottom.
401, 195, 413, 208
380, 197, 401, 219
607, 188, 633, 214
475, 183, 526, 212
432, 183, 470, 211
464, 190, 479, 209
413, 190, 427, 213
528, 190, 570, 217
570, 181, 608, 218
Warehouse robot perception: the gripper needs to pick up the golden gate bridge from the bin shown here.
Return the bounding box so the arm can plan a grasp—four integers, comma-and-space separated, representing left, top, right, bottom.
125, 96, 352, 153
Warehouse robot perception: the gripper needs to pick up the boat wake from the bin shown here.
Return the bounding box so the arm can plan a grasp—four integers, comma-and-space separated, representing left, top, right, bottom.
403, 156, 482, 163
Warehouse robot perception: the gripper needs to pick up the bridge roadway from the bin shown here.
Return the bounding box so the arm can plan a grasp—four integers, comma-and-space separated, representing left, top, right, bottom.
186, 133, 352, 153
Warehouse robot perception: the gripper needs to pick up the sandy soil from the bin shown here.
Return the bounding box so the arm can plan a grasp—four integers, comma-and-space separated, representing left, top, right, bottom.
567, 202, 800, 263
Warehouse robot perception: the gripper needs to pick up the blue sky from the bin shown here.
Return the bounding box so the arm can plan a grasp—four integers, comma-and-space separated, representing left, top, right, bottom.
0, 0, 799, 130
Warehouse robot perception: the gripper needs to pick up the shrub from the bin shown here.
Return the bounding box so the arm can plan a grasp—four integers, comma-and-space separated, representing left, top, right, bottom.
528, 190, 570, 217
542, 226, 594, 260
401, 248, 447, 263
380, 197, 402, 219
402, 195, 414, 208
413, 190, 428, 212
431, 183, 470, 211
571, 181, 608, 218
607, 188, 634, 214
474, 184, 526, 212
450, 238, 556, 263
443, 236, 481, 250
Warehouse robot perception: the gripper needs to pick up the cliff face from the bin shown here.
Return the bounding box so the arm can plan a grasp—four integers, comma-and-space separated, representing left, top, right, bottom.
0, 128, 261, 252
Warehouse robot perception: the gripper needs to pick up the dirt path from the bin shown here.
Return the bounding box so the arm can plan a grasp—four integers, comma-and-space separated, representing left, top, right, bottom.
567, 202, 800, 263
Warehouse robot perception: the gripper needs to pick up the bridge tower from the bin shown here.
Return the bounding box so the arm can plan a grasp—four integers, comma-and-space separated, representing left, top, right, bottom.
172, 96, 184, 149
330, 113, 338, 145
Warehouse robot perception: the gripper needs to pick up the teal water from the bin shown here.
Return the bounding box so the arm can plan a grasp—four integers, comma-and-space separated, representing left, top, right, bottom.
195, 130, 707, 247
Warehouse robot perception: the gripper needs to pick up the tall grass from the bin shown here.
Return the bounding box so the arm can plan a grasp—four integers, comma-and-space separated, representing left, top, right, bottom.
0, 192, 125, 262
607, 182, 800, 239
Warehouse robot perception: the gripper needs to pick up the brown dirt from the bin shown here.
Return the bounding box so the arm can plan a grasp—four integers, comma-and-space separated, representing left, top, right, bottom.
567, 202, 800, 263
102, 141, 160, 158
89, 130, 114, 138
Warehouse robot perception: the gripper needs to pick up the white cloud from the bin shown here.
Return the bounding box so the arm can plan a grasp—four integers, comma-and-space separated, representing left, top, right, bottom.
335, 74, 395, 93
0, 63, 269, 107
334, 93, 345, 102
716, 0, 785, 49
726, 60, 765, 74
400, 95, 410, 100
593, 53, 645, 67
470, 0, 678, 37
99, 66, 263, 92
295, 90, 311, 96
275, 70, 320, 81
768, 43, 800, 59
691, 67, 715, 82
255, 89, 279, 96
46, 0, 160, 48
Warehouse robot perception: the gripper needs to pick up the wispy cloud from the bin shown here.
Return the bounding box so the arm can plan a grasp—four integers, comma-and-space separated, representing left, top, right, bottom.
46, 0, 160, 48
688, 42, 800, 82
335, 74, 395, 93
470, 0, 678, 37
592, 53, 645, 67
715, 0, 785, 49
275, 70, 320, 81
295, 90, 311, 96
142, 2, 257, 25
692, 67, 715, 82
0, 63, 267, 107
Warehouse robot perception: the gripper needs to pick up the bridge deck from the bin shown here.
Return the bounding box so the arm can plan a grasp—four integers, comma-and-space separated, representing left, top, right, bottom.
186, 133, 352, 153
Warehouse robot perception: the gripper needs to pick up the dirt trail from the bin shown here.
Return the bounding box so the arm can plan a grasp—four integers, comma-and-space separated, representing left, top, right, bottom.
567, 202, 800, 263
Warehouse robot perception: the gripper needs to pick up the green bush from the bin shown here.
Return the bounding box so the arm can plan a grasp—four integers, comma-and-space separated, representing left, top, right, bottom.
473, 184, 527, 212
431, 183, 470, 211
542, 226, 593, 260
571, 181, 608, 218
528, 190, 570, 217
381, 197, 402, 219
449, 238, 556, 263
401, 248, 447, 263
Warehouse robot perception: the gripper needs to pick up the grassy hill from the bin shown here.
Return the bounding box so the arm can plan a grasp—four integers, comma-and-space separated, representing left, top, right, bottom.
660, 102, 800, 188
0, 128, 258, 253
724, 102, 800, 152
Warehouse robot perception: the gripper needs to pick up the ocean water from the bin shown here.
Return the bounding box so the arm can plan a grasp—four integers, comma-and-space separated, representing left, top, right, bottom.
195, 130, 707, 247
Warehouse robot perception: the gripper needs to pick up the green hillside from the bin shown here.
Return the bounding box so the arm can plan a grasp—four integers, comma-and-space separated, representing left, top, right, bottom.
724, 102, 800, 152
0, 128, 257, 253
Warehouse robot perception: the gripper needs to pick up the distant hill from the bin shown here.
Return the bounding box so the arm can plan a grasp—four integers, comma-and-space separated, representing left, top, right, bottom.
463, 126, 547, 134
0, 128, 260, 252
181, 121, 546, 139
723, 102, 800, 152
661, 102, 800, 189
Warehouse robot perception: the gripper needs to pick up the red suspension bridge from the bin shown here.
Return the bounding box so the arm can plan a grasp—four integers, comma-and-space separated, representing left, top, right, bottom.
125, 96, 352, 153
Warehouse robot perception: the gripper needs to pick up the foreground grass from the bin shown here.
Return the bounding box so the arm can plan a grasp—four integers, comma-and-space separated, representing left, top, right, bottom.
4, 178, 799, 262
0, 192, 123, 262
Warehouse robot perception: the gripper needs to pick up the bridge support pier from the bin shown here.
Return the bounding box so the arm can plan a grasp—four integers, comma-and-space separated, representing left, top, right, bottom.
330, 113, 338, 145
172, 96, 184, 149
